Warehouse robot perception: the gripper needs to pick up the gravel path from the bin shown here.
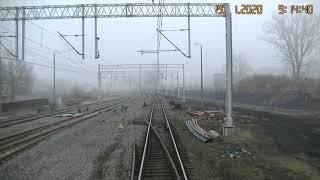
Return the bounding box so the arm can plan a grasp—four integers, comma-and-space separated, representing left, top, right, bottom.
0, 96, 148, 180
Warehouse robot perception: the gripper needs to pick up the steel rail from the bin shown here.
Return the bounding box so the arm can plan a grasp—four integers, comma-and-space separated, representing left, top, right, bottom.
0, 98, 122, 123
137, 100, 155, 180
0, 97, 123, 128
0, 98, 134, 161
130, 142, 136, 180
137, 119, 180, 179
136, 98, 187, 180
149, 124, 181, 179
186, 120, 209, 142
161, 99, 188, 180
0, 98, 131, 145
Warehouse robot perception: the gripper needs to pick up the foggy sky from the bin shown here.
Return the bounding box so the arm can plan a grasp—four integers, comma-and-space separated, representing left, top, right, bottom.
0, 0, 318, 90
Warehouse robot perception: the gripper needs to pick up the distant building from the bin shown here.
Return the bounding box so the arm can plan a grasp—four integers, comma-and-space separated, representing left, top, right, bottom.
213, 73, 225, 91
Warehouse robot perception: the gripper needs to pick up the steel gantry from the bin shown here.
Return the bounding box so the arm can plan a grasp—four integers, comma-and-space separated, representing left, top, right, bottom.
0, 3, 226, 60
0, 2, 234, 135
0, 3, 225, 20
98, 64, 185, 100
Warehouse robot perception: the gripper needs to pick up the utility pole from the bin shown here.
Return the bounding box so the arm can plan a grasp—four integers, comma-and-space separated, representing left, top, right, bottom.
223, 3, 234, 136
176, 70, 179, 99
171, 73, 174, 97
82, 4, 85, 59
94, 4, 99, 59
110, 75, 113, 89
0, 36, 2, 92
183, 64, 185, 102
53, 52, 56, 109
22, 7, 25, 61
187, 3, 191, 58
200, 45, 203, 109
15, 7, 19, 60
165, 64, 168, 96
156, 34, 160, 96
195, 43, 204, 109
98, 64, 101, 90
139, 64, 142, 95
200, 45, 204, 110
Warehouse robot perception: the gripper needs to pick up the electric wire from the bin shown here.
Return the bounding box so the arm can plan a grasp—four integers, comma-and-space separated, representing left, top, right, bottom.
0, 56, 96, 77
0, 38, 96, 77
0, 25, 95, 72
0, 37, 96, 73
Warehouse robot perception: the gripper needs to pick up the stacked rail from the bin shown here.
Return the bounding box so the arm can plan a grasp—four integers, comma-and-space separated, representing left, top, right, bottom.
185, 119, 212, 143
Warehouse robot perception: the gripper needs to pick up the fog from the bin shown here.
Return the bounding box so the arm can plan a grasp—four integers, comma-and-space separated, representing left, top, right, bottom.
1, 2, 320, 179
0, 0, 319, 99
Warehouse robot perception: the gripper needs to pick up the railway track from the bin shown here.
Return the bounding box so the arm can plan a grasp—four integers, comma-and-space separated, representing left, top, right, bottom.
0, 98, 134, 162
132, 98, 188, 180
0, 97, 123, 128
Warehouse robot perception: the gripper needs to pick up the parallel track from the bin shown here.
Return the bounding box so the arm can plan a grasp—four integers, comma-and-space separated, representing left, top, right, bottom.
0, 98, 134, 162
133, 98, 188, 180
0, 97, 123, 128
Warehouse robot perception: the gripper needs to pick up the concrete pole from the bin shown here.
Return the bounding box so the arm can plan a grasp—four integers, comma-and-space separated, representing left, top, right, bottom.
156, 34, 160, 96
0, 37, 2, 89
165, 64, 168, 96
111, 75, 113, 90
15, 8, 19, 60
187, 4, 191, 58
176, 70, 179, 99
171, 74, 174, 97
98, 64, 101, 90
94, 4, 98, 59
183, 64, 185, 102
139, 64, 142, 94
200, 45, 204, 109
22, 7, 25, 61
53, 52, 56, 108
82, 5, 85, 59
223, 3, 234, 136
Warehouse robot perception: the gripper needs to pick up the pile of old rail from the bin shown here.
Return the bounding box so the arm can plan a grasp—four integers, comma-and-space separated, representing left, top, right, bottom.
132, 98, 188, 180
186, 119, 212, 143
0, 97, 124, 128
0, 98, 134, 162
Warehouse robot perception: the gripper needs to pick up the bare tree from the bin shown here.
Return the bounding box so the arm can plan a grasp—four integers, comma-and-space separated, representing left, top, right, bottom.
233, 53, 252, 82
7, 59, 33, 101
265, 14, 320, 80
0, 52, 33, 101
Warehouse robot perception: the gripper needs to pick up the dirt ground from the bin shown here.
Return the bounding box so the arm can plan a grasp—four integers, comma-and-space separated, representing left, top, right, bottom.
0, 97, 124, 138
0, 96, 148, 180
165, 98, 320, 180
0, 95, 121, 122
2, 95, 319, 180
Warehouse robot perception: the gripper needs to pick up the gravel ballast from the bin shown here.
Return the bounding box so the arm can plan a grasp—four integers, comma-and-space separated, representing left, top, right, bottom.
0, 97, 148, 180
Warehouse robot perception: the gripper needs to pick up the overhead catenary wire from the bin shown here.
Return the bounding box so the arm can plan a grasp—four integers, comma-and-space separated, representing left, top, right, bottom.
0, 41, 17, 57
29, 21, 58, 39
0, 26, 94, 71
29, 21, 96, 60
0, 37, 96, 73
160, 29, 188, 32
57, 31, 84, 56
1, 39, 82, 69
0, 56, 97, 77
154, 0, 165, 89
0, 48, 96, 77
0, 25, 96, 72
0, 39, 96, 77
23, 50, 92, 71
